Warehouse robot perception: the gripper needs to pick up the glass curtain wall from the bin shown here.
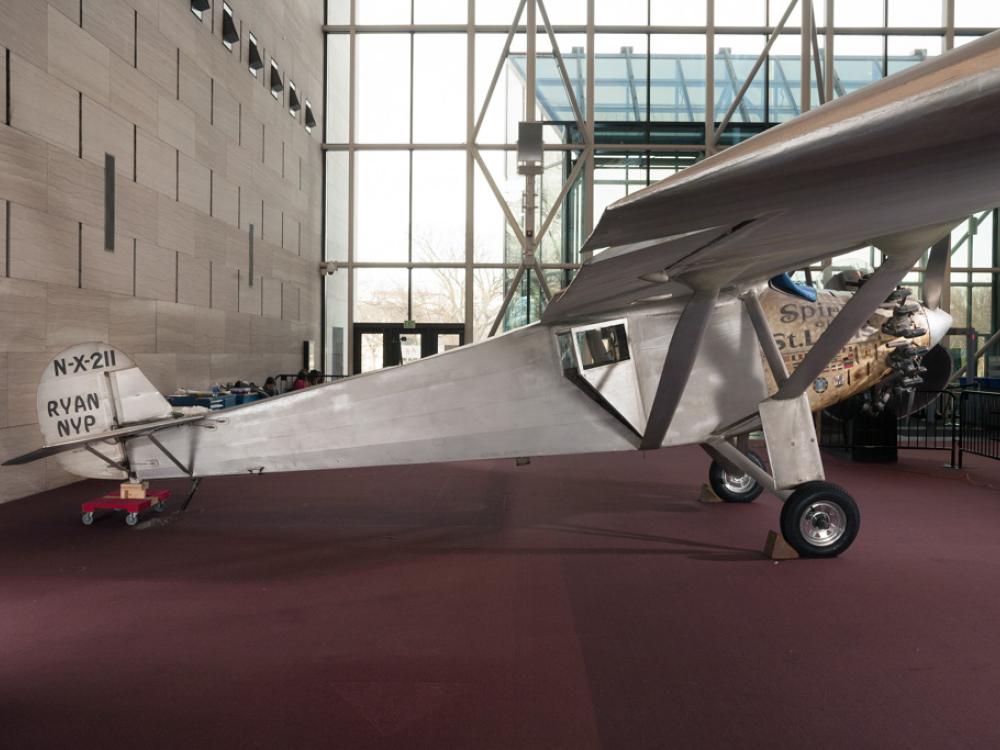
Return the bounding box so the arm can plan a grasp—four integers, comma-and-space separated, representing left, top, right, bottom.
324, 0, 998, 376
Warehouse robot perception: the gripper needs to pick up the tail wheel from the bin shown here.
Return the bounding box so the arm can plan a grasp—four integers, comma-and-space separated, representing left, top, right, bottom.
709, 451, 766, 503
780, 481, 860, 558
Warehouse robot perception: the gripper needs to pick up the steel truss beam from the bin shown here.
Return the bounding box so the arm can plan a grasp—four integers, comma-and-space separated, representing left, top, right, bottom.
473, 0, 527, 141
487, 265, 527, 338
536, 0, 591, 144
473, 151, 528, 249
322, 25, 987, 37
712, 0, 800, 147
482, 0, 600, 337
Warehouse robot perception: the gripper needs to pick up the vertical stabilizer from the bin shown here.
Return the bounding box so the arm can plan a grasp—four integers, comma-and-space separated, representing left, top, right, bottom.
35, 343, 172, 480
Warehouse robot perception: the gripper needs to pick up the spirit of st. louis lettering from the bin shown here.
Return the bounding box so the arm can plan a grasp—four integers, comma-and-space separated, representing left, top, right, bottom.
52, 349, 117, 377
46, 392, 102, 438
779, 301, 845, 324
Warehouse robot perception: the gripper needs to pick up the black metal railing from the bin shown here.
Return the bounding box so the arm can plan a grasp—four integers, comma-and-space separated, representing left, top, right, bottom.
901, 391, 959, 456
820, 388, 1000, 469
820, 390, 960, 466
958, 390, 1000, 466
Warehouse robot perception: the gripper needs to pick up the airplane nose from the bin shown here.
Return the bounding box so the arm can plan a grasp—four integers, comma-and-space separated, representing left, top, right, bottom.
924, 306, 952, 347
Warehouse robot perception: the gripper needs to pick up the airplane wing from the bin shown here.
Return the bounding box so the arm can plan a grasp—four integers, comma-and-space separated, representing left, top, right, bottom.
543, 30, 1000, 323
1, 414, 208, 466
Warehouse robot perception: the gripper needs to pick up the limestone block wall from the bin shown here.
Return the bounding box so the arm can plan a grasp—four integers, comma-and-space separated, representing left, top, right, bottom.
0, 0, 324, 502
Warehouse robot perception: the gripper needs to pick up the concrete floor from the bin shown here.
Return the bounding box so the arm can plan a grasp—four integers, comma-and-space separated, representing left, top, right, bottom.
2, 445, 999, 749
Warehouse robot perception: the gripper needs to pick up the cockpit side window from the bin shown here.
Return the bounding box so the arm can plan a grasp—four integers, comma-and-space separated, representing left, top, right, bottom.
556, 332, 576, 371
575, 323, 630, 370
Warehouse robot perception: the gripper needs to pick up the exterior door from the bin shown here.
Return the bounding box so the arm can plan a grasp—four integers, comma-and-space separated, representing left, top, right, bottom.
353, 324, 466, 373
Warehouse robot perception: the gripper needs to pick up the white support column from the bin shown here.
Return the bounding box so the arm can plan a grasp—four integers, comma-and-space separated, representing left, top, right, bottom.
525, 0, 537, 259
346, 0, 356, 373
582, 0, 595, 261
824, 0, 834, 103
809, 1, 825, 104
944, 0, 955, 51
800, 0, 811, 114
465, 0, 475, 343
705, 0, 715, 156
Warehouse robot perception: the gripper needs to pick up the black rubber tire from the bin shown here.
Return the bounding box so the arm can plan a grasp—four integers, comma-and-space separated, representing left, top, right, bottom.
780, 481, 860, 558
708, 451, 766, 503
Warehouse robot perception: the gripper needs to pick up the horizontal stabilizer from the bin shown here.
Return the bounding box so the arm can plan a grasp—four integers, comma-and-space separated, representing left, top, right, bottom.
2, 414, 207, 467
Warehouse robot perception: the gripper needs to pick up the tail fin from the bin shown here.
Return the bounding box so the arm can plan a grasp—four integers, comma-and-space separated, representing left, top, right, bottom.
36, 343, 172, 479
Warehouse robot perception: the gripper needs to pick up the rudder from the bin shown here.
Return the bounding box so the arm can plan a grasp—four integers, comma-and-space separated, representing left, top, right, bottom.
36, 343, 173, 480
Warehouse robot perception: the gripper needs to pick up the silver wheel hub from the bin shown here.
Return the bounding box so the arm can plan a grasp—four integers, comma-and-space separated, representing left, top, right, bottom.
799, 501, 846, 547
722, 469, 755, 494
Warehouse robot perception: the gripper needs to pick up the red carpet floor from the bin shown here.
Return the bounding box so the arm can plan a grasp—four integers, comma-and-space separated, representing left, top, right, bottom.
2, 445, 1000, 749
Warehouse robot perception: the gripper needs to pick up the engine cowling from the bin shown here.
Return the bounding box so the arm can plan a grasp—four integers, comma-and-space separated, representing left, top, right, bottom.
757, 287, 951, 415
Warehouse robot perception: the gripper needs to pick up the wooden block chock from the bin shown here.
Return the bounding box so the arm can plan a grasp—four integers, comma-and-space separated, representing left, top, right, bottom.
120, 481, 149, 500
698, 483, 723, 503
763, 530, 799, 560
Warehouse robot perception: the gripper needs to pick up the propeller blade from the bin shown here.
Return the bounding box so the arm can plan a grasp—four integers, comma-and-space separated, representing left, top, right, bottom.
923, 236, 950, 310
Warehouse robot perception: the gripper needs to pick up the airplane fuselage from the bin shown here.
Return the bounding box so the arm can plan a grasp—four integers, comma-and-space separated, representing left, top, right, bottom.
117, 286, 943, 482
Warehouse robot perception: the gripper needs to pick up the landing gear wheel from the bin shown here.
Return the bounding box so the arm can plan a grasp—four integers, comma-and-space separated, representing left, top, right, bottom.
81, 512, 94, 526
125, 512, 138, 526
709, 451, 766, 503
780, 481, 860, 558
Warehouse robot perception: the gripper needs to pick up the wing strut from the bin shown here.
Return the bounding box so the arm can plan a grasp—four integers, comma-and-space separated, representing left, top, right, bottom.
640, 287, 719, 450
742, 289, 789, 385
